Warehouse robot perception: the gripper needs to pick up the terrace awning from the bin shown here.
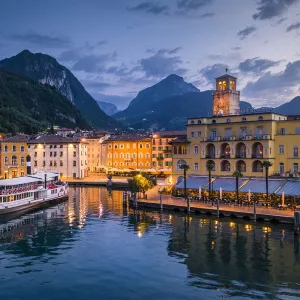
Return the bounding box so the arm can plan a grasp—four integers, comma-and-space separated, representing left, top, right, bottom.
203, 177, 248, 192
175, 176, 209, 189
276, 180, 300, 196
240, 178, 285, 194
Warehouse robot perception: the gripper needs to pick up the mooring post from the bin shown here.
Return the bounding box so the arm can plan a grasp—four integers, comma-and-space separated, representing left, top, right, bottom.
254, 200, 257, 223
133, 192, 138, 209
294, 212, 300, 235
160, 193, 163, 211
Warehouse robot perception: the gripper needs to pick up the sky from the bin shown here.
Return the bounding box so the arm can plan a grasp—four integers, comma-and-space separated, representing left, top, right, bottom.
0, 0, 300, 110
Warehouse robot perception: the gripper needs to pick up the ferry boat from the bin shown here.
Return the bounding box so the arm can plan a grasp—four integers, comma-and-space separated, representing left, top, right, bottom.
0, 172, 69, 215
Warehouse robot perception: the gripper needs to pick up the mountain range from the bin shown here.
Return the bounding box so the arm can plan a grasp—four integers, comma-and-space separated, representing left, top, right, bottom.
96, 101, 119, 116
0, 70, 89, 133
0, 50, 121, 129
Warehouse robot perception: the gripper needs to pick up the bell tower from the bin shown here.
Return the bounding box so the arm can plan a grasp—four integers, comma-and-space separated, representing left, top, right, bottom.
212, 73, 240, 116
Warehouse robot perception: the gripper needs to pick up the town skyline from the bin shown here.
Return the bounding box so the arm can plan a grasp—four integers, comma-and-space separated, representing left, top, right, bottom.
1, 0, 300, 109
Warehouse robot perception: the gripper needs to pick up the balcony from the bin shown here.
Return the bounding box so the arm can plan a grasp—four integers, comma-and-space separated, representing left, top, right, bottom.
220, 154, 230, 159
251, 154, 263, 159
235, 153, 246, 159
205, 154, 215, 159
4, 163, 19, 167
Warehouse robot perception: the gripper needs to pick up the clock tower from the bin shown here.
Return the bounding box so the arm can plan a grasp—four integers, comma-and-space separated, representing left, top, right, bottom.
212, 74, 240, 116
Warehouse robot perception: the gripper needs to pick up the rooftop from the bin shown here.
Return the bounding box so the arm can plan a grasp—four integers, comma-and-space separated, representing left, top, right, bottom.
2, 134, 30, 143
104, 134, 151, 142
152, 131, 186, 138
169, 136, 190, 144
28, 134, 80, 144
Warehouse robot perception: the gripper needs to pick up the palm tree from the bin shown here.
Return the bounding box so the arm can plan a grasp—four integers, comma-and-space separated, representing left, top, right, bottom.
179, 163, 190, 213
262, 161, 273, 202
232, 170, 243, 201
206, 162, 214, 199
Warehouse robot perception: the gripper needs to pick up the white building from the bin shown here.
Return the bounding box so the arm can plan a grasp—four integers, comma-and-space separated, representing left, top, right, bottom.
28, 135, 88, 179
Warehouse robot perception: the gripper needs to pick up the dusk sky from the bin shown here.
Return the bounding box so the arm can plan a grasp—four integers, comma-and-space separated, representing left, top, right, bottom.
1, 0, 300, 109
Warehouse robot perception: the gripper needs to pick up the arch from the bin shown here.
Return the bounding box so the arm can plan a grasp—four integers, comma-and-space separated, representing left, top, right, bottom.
178, 145, 182, 155
191, 120, 195, 124
221, 160, 230, 172
197, 120, 201, 124
252, 160, 263, 173
242, 117, 247, 122
20, 145, 25, 152
252, 142, 263, 158
226, 118, 231, 123
220, 143, 230, 158
212, 119, 216, 124
177, 159, 187, 170
173, 145, 178, 155
236, 142, 246, 158
206, 143, 215, 158
258, 116, 263, 121
236, 160, 246, 172
207, 160, 215, 171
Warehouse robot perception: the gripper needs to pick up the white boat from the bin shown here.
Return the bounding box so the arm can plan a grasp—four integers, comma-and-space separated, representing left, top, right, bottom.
0, 172, 69, 215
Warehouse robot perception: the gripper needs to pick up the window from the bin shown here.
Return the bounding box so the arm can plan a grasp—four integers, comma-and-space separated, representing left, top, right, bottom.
191, 131, 194, 138
194, 163, 198, 171
108, 153, 112, 159
197, 131, 201, 138
226, 118, 231, 123
211, 131, 217, 139
295, 127, 300, 134
279, 145, 284, 154
50, 152, 53, 157
43, 161, 45, 167
60, 161, 63, 167
120, 144, 124, 149
212, 119, 216, 124
34, 161, 37, 167
280, 128, 286, 135
139, 144, 143, 148
108, 144, 112, 149
120, 153, 124, 159
54, 151, 57, 157
176, 159, 187, 170
139, 153, 143, 158
132, 153, 136, 159
4, 157, 8, 166
50, 161, 53, 167
12, 145, 16, 152
258, 116, 263, 120
191, 120, 195, 124
20, 146, 25, 152
293, 163, 299, 174
114, 153, 118, 158
146, 143, 150, 148
73, 161, 76, 167
12, 156, 17, 165
197, 120, 201, 124
279, 163, 284, 174
194, 146, 199, 155
293, 146, 298, 158
54, 161, 57, 167
146, 153, 149, 159
73, 151, 76, 157
21, 157, 24, 166
4, 145, 8, 152
60, 151, 63, 157
114, 144, 118, 149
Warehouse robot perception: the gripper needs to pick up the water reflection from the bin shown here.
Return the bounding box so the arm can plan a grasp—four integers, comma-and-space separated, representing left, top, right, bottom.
0, 187, 299, 300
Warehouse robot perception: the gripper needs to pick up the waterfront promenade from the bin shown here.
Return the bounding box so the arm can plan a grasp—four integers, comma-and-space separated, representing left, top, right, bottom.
137, 186, 295, 224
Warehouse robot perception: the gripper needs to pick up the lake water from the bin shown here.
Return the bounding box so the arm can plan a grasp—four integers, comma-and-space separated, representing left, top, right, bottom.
0, 187, 300, 300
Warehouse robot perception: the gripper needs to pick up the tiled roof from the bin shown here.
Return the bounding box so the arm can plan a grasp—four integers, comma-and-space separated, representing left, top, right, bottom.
2, 134, 30, 143
28, 134, 80, 144
104, 134, 151, 142
169, 136, 190, 144
152, 130, 186, 138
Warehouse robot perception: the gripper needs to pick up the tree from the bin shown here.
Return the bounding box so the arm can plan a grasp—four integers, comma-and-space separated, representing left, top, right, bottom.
232, 170, 243, 201
129, 173, 156, 198
206, 162, 214, 199
179, 164, 190, 213
262, 161, 273, 202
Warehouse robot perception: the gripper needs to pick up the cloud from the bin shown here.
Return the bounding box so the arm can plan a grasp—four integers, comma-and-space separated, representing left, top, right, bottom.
243, 60, 300, 98
253, 0, 299, 20
72, 53, 117, 73
127, 2, 169, 15
239, 57, 281, 75
199, 63, 230, 86
286, 22, 300, 31
200, 12, 215, 18
232, 46, 241, 51
139, 50, 187, 78
8, 32, 72, 48
237, 26, 257, 40
177, 0, 213, 12
276, 17, 287, 24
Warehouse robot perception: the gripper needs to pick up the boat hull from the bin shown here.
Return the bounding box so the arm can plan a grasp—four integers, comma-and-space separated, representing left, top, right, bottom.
0, 194, 68, 216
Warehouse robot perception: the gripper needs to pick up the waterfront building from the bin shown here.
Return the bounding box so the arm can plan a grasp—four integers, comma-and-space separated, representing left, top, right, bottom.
152, 131, 185, 173
172, 73, 300, 182
85, 134, 109, 173
28, 135, 88, 179
0, 135, 30, 179
103, 134, 152, 171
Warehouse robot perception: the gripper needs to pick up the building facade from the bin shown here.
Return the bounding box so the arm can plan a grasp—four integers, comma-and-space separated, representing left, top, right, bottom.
104, 134, 152, 171
0, 135, 30, 179
172, 73, 300, 182
152, 131, 185, 173
86, 134, 109, 173
28, 135, 88, 179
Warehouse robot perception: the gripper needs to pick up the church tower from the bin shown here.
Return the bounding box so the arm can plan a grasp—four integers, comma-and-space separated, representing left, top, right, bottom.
212, 74, 240, 116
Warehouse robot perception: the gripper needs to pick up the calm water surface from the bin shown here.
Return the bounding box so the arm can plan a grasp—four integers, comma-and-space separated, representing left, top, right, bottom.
0, 187, 300, 300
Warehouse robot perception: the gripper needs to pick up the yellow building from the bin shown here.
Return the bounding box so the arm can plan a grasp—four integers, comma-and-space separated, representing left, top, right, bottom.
151, 131, 185, 173
104, 134, 152, 171
0, 135, 30, 179
171, 73, 300, 182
